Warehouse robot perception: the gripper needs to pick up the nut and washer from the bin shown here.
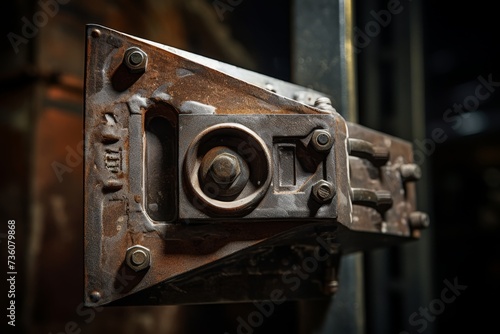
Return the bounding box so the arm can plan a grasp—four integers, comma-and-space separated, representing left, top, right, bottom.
311, 129, 334, 152
311, 180, 336, 203
126, 245, 151, 272
123, 47, 148, 73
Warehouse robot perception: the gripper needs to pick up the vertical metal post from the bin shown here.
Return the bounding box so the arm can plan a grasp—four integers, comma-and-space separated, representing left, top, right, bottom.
292, 0, 358, 122
292, 1, 364, 333
400, 1, 435, 332
356, 0, 434, 333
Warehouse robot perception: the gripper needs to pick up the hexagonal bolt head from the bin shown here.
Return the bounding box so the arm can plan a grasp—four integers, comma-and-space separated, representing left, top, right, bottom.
209, 153, 241, 185
199, 147, 250, 198
312, 180, 336, 203
126, 245, 151, 272
123, 47, 148, 73
400, 164, 422, 182
409, 211, 430, 229
311, 129, 334, 152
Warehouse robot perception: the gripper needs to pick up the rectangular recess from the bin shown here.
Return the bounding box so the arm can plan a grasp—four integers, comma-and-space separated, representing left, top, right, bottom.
278, 143, 297, 187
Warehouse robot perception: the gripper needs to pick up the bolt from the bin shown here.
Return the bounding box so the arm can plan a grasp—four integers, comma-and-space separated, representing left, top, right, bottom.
89, 290, 101, 303
372, 146, 390, 163
210, 153, 241, 185
326, 280, 339, 294
315, 97, 332, 106
131, 249, 147, 266
348, 138, 389, 165
317, 134, 329, 145
400, 164, 422, 181
311, 129, 334, 152
91, 29, 101, 38
123, 47, 148, 73
314, 97, 335, 112
312, 180, 335, 203
376, 190, 393, 207
199, 147, 250, 198
318, 185, 331, 198
409, 211, 430, 229
129, 53, 142, 65
126, 245, 151, 272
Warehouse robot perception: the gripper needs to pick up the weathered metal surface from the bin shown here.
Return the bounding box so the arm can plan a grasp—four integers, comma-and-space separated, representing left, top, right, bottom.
346, 123, 420, 242
84, 24, 427, 307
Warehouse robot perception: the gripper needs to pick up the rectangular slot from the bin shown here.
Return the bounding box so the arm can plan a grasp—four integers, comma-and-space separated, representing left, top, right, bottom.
277, 143, 297, 189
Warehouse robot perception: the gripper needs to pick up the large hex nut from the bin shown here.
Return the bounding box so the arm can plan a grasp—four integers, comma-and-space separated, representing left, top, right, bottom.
209, 152, 241, 185
184, 123, 273, 215
126, 245, 151, 272
199, 146, 250, 198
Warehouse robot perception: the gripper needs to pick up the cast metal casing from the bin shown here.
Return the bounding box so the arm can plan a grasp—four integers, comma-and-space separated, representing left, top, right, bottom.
84, 25, 426, 307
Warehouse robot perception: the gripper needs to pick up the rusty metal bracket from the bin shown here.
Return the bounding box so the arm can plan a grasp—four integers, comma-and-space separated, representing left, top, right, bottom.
84, 25, 428, 306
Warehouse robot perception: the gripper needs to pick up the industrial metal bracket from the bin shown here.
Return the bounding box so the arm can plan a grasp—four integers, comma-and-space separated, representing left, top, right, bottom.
84, 25, 428, 307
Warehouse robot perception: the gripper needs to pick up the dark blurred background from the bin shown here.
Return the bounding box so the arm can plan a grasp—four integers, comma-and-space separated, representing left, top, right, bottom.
1, 0, 499, 333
